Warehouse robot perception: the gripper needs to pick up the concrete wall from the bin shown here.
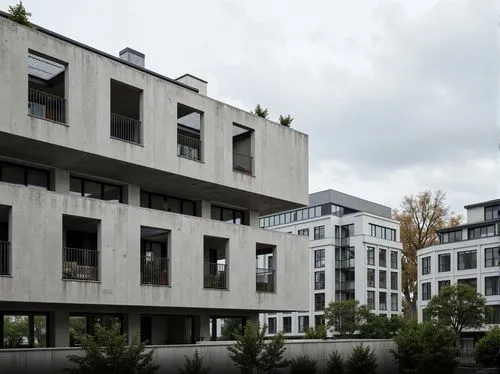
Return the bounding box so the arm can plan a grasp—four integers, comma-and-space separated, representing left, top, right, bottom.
0, 182, 309, 312
0, 339, 398, 374
0, 17, 308, 212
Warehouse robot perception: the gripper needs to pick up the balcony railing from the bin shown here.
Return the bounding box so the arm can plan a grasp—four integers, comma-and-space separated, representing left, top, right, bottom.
62, 247, 99, 281
335, 259, 355, 269
28, 88, 66, 124
0, 241, 10, 275
141, 256, 169, 286
204, 262, 227, 289
256, 268, 275, 292
177, 133, 202, 161
233, 152, 253, 175
110, 113, 141, 144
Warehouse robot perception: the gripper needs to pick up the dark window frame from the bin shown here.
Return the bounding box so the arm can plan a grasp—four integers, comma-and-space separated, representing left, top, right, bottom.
379, 248, 387, 267
367, 290, 375, 310
485, 247, 500, 268
282, 316, 292, 333
438, 280, 451, 293
70, 176, 122, 203
457, 250, 477, 270
211, 205, 245, 225
298, 316, 309, 333
313, 225, 325, 240
438, 253, 451, 272
422, 282, 431, 300
267, 317, 277, 334
367, 246, 375, 265
314, 249, 325, 268
140, 190, 196, 216
297, 228, 309, 237
485, 276, 500, 296
367, 268, 375, 288
0, 161, 50, 190
391, 271, 398, 290
422, 256, 431, 275
314, 271, 325, 290
485, 204, 500, 221
314, 293, 325, 311
391, 251, 398, 269
369, 224, 396, 241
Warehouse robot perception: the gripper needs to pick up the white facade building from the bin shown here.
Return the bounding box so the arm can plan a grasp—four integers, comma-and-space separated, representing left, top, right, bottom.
417, 199, 500, 343
259, 190, 402, 337
0, 14, 309, 348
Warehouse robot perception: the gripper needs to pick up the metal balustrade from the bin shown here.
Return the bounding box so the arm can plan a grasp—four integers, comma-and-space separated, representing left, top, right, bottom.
203, 262, 227, 289
140, 256, 169, 286
233, 152, 253, 175
62, 247, 99, 281
0, 241, 10, 275
28, 88, 66, 124
256, 268, 275, 292
111, 113, 141, 144
177, 133, 202, 161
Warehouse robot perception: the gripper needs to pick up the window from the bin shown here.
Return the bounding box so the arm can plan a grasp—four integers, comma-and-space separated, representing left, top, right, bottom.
391, 272, 398, 290
438, 254, 451, 272
315, 271, 325, 290
440, 230, 462, 243
485, 247, 500, 267
438, 280, 451, 293
177, 104, 203, 161
314, 249, 325, 268
421, 256, 431, 275
232, 123, 254, 175
298, 316, 309, 333
367, 247, 375, 265
391, 293, 398, 311
486, 306, 500, 324
379, 292, 387, 310
314, 226, 325, 240
422, 282, 431, 301
485, 276, 500, 296
110, 79, 142, 144
70, 176, 122, 203
379, 270, 387, 289
0, 161, 49, 189
140, 191, 196, 216
458, 250, 477, 270
298, 228, 309, 237
391, 251, 398, 269
341, 224, 354, 238
211, 205, 245, 225
379, 249, 386, 267
468, 225, 496, 239
367, 269, 375, 287
314, 293, 325, 311
259, 204, 345, 228
369, 224, 396, 241
282, 317, 292, 333
367, 291, 375, 310
485, 204, 500, 221
458, 278, 477, 291
315, 315, 325, 327
268, 317, 277, 334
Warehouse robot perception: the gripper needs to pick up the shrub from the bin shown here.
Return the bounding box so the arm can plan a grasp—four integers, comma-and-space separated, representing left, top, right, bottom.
391, 321, 458, 374
289, 355, 317, 374
345, 345, 377, 374
178, 350, 209, 374
65, 323, 159, 374
327, 350, 344, 374
8, 1, 31, 26
475, 326, 500, 370
304, 324, 327, 340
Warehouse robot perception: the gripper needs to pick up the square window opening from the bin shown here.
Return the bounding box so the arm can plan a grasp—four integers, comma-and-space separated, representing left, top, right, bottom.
177, 104, 203, 161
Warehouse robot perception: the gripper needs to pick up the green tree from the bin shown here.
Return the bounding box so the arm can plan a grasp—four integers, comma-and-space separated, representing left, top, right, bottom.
324, 299, 365, 339
424, 283, 486, 336
326, 350, 344, 374
66, 323, 159, 374
278, 114, 293, 127
227, 321, 288, 374
220, 318, 243, 340
358, 310, 404, 339
8, 1, 31, 26
345, 345, 377, 374
252, 104, 269, 119
289, 355, 317, 374
3, 315, 28, 348
304, 324, 327, 340
178, 350, 210, 374
474, 326, 500, 370
391, 321, 458, 374
393, 190, 462, 319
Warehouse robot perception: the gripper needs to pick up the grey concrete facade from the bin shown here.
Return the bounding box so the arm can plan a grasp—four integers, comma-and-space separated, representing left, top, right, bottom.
0, 15, 309, 348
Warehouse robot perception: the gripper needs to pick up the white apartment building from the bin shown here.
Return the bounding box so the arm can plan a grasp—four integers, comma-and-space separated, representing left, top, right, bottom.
259, 190, 402, 337
0, 14, 310, 348
417, 199, 500, 344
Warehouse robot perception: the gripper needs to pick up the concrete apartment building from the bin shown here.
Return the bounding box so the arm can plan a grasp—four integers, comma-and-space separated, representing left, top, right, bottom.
417, 199, 500, 348
259, 190, 402, 337
0, 14, 310, 348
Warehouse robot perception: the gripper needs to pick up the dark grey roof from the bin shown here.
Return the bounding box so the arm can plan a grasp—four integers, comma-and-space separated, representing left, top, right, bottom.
309, 189, 392, 219
438, 218, 500, 233
464, 199, 500, 209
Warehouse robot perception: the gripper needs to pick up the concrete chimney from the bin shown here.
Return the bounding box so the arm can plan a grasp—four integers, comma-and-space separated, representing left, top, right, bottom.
175, 74, 208, 95
119, 47, 145, 68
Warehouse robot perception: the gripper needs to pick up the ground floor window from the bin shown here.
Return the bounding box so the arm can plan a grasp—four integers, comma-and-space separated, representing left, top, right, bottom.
1, 313, 48, 349
69, 314, 123, 347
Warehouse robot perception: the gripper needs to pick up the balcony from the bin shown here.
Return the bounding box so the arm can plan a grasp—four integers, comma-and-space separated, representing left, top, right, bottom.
28, 88, 66, 124
203, 262, 227, 289
110, 113, 141, 144
62, 247, 99, 281
256, 268, 275, 292
233, 152, 253, 175
177, 133, 201, 161
0, 241, 10, 275
140, 256, 169, 286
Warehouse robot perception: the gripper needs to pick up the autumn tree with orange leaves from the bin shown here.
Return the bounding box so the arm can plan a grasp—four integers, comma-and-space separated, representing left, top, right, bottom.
393, 190, 462, 319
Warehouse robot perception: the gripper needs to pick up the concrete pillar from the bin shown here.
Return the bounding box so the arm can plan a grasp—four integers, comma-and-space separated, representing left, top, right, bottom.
196, 200, 211, 219
52, 309, 69, 347
51, 169, 70, 193
246, 209, 260, 227
126, 312, 141, 344
124, 184, 141, 206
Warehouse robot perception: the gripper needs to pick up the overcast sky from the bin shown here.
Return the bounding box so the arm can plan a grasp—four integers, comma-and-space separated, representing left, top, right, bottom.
3, 0, 498, 215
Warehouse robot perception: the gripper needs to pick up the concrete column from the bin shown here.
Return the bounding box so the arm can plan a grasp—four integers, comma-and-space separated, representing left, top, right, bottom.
52, 169, 70, 193
52, 309, 69, 347
125, 184, 141, 206
126, 312, 141, 343
246, 209, 260, 227
196, 200, 211, 219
